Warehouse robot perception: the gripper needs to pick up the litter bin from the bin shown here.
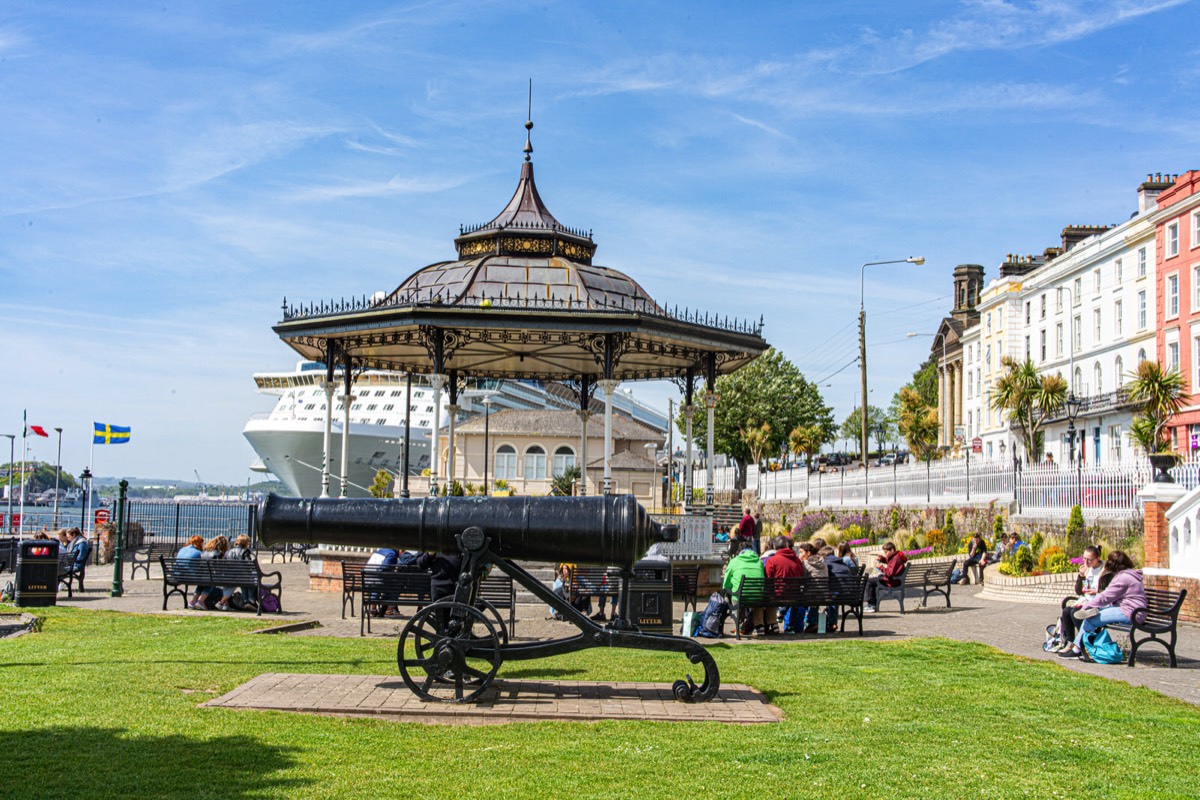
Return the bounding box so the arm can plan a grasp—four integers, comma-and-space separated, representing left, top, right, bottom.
15, 540, 59, 607
627, 557, 672, 634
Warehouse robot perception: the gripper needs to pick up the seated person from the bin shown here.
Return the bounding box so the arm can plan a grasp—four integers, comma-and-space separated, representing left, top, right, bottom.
764, 536, 804, 633
797, 542, 828, 631
1054, 545, 1102, 652
366, 548, 400, 567
723, 540, 768, 636
822, 545, 855, 631
962, 533, 987, 583
177, 535, 204, 559
67, 527, 91, 572
865, 542, 908, 613
189, 535, 228, 610
217, 534, 256, 611
992, 533, 1009, 562
549, 563, 573, 620
1058, 550, 1145, 661
1009, 533, 1026, 554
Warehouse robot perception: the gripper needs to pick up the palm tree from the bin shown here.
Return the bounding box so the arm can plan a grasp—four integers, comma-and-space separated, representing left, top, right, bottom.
991, 356, 1067, 463
739, 421, 772, 473
1127, 360, 1185, 454
788, 424, 825, 471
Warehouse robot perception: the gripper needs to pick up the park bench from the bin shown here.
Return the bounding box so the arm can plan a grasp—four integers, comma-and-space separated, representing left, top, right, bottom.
57, 551, 85, 597
1105, 587, 1187, 668
672, 564, 701, 613
159, 556, 282, 616
728, 569, 870, 638
355, 565, 433, 635
569, 565, 622, 618
128, 541, 180, 580
477, 572, 516, 638
875, 560, 956, 613
270, 542, 310, 564
0, 539, 15, 574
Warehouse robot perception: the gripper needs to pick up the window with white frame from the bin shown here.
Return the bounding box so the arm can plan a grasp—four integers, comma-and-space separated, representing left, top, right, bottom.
1192, 210, 1200, 250
1093, 268, 1101, 295
1137, 247, 1147, 277
1025, 302, 1031, 324
1115, 257, 1123, 283
523, 445, 547, 481
494, 445, 517, 480
1056, 287, 1063, 312
1024, 335, 1031, 360
1094, 362, 1103, 394
986, 312, 991, 333
1073, 277, 1082, 306
1039, 330, 1046, 362
1114, 299, 1123, 336
967, 374, 972, 399
1073, 315, 1081, 352
1115, 355, 1124, 387
1194, 264, 1200, 310
1055, 323, 1063, 357
1093, 308, 1101, 341
1168, 274, 1180, 317
1167, 221, 1180, 257
1109, 424, 1123, 463
985, 344, 991, 371
552, 446, 576, 477
1040, 294, 1046, 319
1169, 341, 1181, 370
1138, 290, 1147, 329
967, 411, 973, 438
1195, 336, 1200, 392
1074, 366, 1083, 392
1138, 348, 1147, 363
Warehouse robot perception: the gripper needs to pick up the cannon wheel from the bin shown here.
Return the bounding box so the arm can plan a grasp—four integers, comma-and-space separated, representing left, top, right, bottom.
474, 598, 509, 647
398, 601, 502, 703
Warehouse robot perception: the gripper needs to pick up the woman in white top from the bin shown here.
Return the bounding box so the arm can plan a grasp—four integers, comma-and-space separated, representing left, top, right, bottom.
1055, 545, 1102, 650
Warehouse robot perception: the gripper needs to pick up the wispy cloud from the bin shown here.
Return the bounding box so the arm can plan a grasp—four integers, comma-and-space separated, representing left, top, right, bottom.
287, 173, 470, 201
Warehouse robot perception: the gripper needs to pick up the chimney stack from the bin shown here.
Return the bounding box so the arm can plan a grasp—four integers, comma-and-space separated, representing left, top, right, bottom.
1138, 171, 1177, 214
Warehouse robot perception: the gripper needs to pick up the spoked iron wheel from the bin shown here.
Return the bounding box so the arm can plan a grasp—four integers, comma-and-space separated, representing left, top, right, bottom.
474, 598, 510, 647
397, 601, 502, 703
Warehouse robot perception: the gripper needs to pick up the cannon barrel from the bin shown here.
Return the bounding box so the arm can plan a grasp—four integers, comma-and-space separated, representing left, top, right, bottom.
257, 494, 676, 568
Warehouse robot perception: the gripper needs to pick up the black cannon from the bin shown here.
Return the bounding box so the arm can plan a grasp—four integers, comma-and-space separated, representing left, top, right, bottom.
258, 493, 719, 704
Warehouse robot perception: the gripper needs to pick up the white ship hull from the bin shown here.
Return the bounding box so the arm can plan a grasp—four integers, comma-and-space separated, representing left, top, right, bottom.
243, 416, 430, 498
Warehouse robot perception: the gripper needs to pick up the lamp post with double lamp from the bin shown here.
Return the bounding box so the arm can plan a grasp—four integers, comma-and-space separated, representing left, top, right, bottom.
861, 257, 924, 493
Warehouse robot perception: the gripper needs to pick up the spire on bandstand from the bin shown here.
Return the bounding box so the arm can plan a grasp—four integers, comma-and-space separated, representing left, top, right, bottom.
523, 78, 533, 162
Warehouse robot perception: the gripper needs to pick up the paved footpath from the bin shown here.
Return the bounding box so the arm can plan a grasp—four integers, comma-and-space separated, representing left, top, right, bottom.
54, 559, 1200, 708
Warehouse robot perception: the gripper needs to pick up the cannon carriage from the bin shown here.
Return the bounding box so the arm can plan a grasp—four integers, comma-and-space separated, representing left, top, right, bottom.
258, 493, 720, 704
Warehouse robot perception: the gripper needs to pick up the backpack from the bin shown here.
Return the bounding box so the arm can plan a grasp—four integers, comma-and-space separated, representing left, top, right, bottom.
1, 580, 13, 603
1082, 628, 1125, 664
697, 591, 730, 638
259, 587, 280, 613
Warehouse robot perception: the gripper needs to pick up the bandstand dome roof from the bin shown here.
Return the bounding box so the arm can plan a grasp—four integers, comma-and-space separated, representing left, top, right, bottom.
273, 126, 767, 384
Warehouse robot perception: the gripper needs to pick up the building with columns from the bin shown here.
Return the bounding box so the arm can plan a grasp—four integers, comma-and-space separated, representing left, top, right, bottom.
933, 264, 983, 454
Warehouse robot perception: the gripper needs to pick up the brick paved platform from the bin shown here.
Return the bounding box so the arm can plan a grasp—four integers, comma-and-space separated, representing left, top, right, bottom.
204, 673, 781, 725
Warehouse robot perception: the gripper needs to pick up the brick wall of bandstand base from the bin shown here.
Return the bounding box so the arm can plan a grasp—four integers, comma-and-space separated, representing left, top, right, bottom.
307, 548, 372, 592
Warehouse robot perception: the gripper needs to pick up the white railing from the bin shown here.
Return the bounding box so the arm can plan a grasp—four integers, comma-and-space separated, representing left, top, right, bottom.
691, 458, 1197, 519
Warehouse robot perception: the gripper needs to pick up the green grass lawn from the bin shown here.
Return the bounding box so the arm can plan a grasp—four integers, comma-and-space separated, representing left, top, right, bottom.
1, 607, 1197, 799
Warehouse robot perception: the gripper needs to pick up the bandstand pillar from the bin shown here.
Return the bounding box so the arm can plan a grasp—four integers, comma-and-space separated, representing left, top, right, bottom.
428, 373, 447, 496
599, 379, 619, 495
705, 353, 717, 508
446, 371, 459, 495
321, 350, 337, 498
340, 350, 354, 497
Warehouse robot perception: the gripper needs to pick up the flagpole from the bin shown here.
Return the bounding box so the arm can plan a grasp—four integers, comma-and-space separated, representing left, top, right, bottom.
20, 410, 26, 540
86, 426, 95, 539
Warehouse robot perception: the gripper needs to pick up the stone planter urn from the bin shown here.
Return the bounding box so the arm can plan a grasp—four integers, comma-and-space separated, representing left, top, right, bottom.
1148, 453, 1179, 484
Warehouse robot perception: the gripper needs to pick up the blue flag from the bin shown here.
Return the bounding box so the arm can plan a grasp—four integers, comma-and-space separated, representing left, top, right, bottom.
93, 422, 131, 445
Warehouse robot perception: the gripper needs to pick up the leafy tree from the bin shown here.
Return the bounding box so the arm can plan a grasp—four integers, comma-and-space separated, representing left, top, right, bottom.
739, 421, 772, 472
839, 405, 889, 456
1127, 360, 1185, 454
678, 348, 834, 488
897, 387, 939, 461
550, 465, 581, 496
887, 354, 937, 444
788, 424, 827, 471
369, 469, 393, 498
991, 356, 1067, 463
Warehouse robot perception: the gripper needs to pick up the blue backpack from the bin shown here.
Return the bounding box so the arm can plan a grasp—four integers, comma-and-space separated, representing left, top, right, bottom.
697, 592, 730, 638
1082, 629, 1125, 664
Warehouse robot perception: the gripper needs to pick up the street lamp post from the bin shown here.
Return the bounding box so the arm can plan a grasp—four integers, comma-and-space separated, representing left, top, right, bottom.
1, 434, 13, 534
483, 394, 494, 494
861, 257, 924, 490
1066, 392, 1082, 507
80, 467, 92, 532
53, 427, 63, 528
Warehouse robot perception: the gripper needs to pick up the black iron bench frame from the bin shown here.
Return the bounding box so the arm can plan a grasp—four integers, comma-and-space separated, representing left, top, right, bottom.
1091, 587, 1187, 668
159, 556, 282, 616
875, 560, 956, 612
729, 570, 870, 638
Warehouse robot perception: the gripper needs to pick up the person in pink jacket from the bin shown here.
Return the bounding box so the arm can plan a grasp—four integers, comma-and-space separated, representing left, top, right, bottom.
1059, 550, 1145, 661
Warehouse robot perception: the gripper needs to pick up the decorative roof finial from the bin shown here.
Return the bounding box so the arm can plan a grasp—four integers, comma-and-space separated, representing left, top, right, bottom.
523, 79, 534, 162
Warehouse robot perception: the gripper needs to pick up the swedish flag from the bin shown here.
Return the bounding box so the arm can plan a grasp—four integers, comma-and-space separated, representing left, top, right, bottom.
93, 422, 131, 445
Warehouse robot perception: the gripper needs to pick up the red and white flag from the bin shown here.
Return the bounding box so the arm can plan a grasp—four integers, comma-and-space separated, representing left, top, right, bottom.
28, 425, 49, 438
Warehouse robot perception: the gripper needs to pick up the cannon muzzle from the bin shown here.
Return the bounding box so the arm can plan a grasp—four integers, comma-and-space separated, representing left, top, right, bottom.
258, 494, 676, 568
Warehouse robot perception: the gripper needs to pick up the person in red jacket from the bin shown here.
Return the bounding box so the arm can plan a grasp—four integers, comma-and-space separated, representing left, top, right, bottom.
764, 536, 806, 633
865, 542, 907, 612
736, 509, 759, 555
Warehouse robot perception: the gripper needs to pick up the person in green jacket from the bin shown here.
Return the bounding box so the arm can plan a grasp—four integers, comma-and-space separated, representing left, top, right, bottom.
723, 546, 768, 636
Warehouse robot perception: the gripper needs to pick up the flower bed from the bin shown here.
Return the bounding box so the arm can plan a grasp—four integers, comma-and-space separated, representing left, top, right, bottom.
976, 569, 1076, 605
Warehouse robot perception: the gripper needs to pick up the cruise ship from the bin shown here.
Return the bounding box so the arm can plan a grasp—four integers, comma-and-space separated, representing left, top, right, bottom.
243, 362, 668, 497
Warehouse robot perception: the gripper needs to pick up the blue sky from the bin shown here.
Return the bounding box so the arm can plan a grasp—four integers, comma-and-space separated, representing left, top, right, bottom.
2, 0, 1198, 483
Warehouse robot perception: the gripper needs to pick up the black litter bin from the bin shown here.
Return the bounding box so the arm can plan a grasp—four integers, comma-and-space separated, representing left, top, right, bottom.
15, 540, 59, 607
627, 557, 672, 634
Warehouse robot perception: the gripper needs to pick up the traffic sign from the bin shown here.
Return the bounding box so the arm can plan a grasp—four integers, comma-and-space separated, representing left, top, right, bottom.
972, 437, 983, 454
